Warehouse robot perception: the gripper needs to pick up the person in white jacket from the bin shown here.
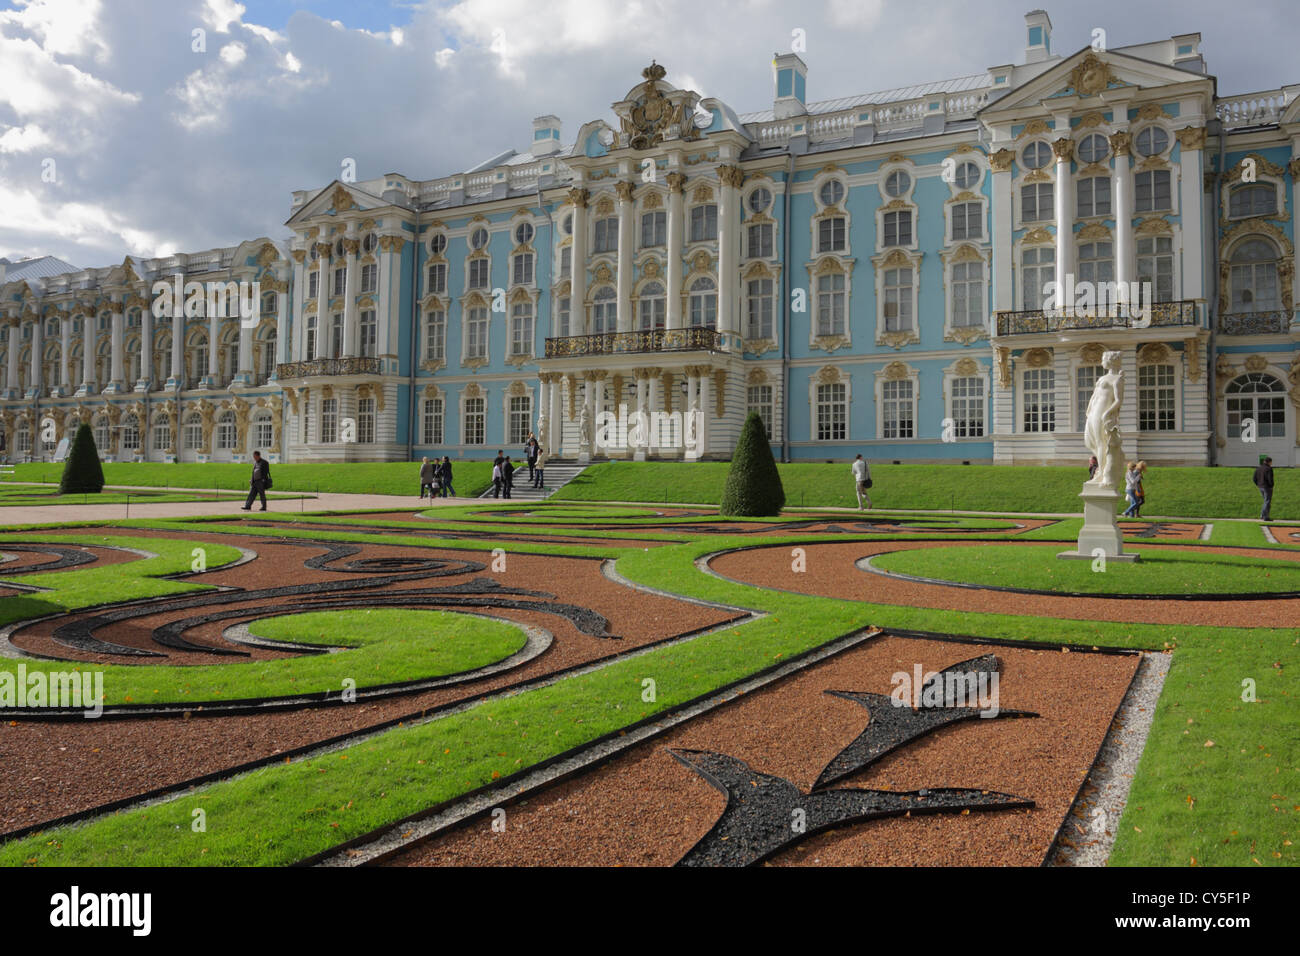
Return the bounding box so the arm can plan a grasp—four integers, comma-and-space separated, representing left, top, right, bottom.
851, 454, 872, 510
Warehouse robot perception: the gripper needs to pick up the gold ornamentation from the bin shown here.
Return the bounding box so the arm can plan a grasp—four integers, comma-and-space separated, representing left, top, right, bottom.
989, 148, 1015, 173
1137, 342, 1171, 365
1023, 228, 1053, 245
713, 369, 726, 417
717, 165, 745, 189
567, 187, 589, 208
343, 238, 360, 254
1076, 111, 1107, 129
1077, 162, 1109, 178
1051, 138, 1075, 162
877, 330, 918, 350
882, 361, 909, 381
1245, 354, 1268, 373
1069, 53, 1115, 97
641, 259, 660, 278
596, 196, 614, 216
1185, 336, 1202, 383
1290, 158, 1300, 181
691, 184, 714, 203
812, 335, 850, 354
954, 357, 979, 377
615, 181, 636, 202
814, 365, 842, 384
666, 172, 687, 193
691, 250, 712, 273
1024, 169, 1051, 184
1136, 103, 1170, 121
1223, 153, 1287, 184
1017, 119, 1051, 140
1080, 342, 1105, 364
1077, 222, 1113, 241
744, 338, 777, 356
331, 185, 356, 212
944, 326, 987, 344
1024, 347, 1052, 368
1175, 126, 1207, 150
643, 191, 663, 210
1109, 131, 1132, 156
619, 62, 701, 151
1134, 217, 1173, 237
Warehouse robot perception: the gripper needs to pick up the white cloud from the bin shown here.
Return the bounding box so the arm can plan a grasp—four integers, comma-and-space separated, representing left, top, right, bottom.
0, 0, 109, 60
219, 42, 247, 65
202, 0, 246, 34
283, 50, 302, 72
0, 124, 54, 153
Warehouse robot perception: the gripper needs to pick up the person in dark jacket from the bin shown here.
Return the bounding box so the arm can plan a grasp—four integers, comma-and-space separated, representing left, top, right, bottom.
419, 456, 436, 499
525, 433, 539, 481
1087, 455, 1098, 480
1254, 455, 1274, 521
241, 450, 270, 512
501, 456, 515, 499
439, 456, 455, 497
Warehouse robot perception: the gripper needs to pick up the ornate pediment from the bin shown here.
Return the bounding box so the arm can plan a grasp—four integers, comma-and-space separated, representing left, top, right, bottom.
613, 62, 702, 151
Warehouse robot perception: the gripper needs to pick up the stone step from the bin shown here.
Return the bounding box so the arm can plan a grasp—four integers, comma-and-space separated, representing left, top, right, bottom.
478, 464, 587, 500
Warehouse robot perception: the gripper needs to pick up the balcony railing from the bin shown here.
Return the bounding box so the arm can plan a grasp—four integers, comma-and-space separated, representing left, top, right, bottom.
544, 327, 722, 358
276, 357, 382, 378
1219, 311, 1292, 335
994, 301, 1200, 336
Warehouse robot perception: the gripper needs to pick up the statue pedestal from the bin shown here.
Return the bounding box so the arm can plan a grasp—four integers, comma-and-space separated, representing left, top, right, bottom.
1057, 484, 1140, 562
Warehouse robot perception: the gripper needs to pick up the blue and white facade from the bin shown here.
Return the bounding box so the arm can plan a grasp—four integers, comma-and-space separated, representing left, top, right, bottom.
2, 12, 1297, 467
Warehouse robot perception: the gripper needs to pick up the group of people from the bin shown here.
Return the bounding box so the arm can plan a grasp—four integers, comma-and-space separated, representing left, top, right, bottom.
490, 434, 547, 498
418, 455, 456, 499
1087, 453, 1277, 520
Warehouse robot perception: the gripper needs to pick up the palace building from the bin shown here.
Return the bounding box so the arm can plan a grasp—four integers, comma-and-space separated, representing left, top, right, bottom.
2, 12, 1297, 467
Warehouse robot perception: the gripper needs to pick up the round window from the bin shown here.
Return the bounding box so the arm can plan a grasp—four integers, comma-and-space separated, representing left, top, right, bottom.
748, 187, 772, 214
818, 179, 845, 206
515, 222, 535, 245
1135, 127, 1169, 157
884, 170, 911, 197
429, 233, 447, 255
953, 161, 980, 189
470, 227, 489, 250
1077, 133, 1109, 164
1022, 141, 1051, 169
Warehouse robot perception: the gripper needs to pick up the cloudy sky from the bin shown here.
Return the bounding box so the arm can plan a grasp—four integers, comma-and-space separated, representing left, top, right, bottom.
1, 0, 1296, 271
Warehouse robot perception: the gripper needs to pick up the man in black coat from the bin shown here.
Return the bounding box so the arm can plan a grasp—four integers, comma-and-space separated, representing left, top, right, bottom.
241, 450, 270, 512
439, 456, 455, 497
1254, 455, 1274, 521
501, 456, 515, 499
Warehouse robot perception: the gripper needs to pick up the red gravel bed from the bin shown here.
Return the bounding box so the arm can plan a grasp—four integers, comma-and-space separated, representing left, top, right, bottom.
387, 634, 1139, 866
0, 527, 740, 834
1267, 526, 1300, 546
708, 540, 1300, 629
1120, 523, 1206, 540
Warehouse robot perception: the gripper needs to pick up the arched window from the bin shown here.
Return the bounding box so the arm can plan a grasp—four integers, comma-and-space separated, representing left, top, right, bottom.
1230, 239, 1280, 312
216, 411, 236, 450
591, 286, 616, 335
260, 328, 277, 382
253, 411, 273, 449
183, 413, 203, 450
1226, 373, 1286, 439
638, 281, 665, 330
153, 414, 171, 452
122, 414, 140, 451
125, 339, 140, 382
688, 277, 717, 329
93, 416, 108, 451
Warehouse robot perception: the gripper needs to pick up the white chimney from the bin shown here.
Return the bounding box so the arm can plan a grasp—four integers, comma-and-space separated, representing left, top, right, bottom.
531, 115, 562, 156
1025, 10, 1052, 64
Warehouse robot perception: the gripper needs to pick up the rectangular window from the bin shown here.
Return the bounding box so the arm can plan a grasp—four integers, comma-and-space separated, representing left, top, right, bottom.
950, 376, 985, 437
1021, 183, 1053, 222
883, 211, 912, 247
951, 261, 984, 328
1076, 242, 1115, 307
1136, 237, 1174, 304
556, 296, 571, 337
882, 379, 915, 439
468, 258, 489, 290
308, 271, 319, 299
320, 398, 338, 443
1022, 368, 1056, 433
1076, 177, 1112, 218
357, 397, 376, 443
689, 205, 718, 242
359, 310, 377, 358
423, 397, 444, 445
747, 222, 773, 258
463, 396, 485, 445
951, 202, 983, 241
816, 273, 845, 337
747, 384, 773, 438
640, 211, 666, 247
511, 302, 534, 356
883, 267, 913, 331
1138, 364, 1176, 431
360, 263, 377, 293
255, 416, 272, 449
593, 217, 618, 253
425, 310, 446, 361
1076, 365, 1101, 430
509, 395, 532, 445
818, 217, 846, 253
1134, 170, 1172, 213
333, 267, 346, 296
466, 308, 489, 359
816, 382, 846, 441
746, 279, 774, 340
1229, 185, 1277, 219
330, 314, 343, 358
512, 253, 534, 286
184, 418, 202, 450
427, 263, 446, 294
559, 246, 571, 278
1021, 247, 1055, 310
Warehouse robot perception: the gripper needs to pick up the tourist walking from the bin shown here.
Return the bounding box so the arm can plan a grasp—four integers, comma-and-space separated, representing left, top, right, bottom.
439, 456, 455, 498
533, 445, 547, 489
1087, 455, 1098, 480
502, 456, 515, 499
419, 456, 436, 499
851, 454, 872, 510
525, 432, 539, 482
1121, 461, 1146, 518
492, 459, 503, 498
241, 450, 270, 512
1254, 455, 1274, 521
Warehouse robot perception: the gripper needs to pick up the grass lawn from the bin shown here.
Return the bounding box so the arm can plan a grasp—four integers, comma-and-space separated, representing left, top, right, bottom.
0, 509, 1293, 867
870, 542, 1300, 594
0, 487, 295, 507
555, 461, 1296, 520
4, 460, 496, 499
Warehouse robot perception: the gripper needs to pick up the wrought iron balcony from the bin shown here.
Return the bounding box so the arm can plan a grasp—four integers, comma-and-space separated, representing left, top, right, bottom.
545, 326, 722, 358
994, 301, 1200, 336
1218, 311, 1292, 335
276, 357, 382, 378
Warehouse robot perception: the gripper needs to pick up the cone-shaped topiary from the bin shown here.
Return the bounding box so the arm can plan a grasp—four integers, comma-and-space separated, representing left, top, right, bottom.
59, 423, 105, 494
719, 412, 785, 517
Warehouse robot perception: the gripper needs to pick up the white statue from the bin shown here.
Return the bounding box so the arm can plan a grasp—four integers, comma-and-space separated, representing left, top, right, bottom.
1083, 350, 1125, 490
578, 405, 592, 451
536, 411, 548, 455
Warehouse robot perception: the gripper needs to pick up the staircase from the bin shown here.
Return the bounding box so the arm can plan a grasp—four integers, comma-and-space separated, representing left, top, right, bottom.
478, 462, 586, 500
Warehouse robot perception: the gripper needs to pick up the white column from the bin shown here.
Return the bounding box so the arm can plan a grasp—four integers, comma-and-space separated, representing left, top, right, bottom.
1111, 131, 1134, 302
342, 237, 359, 357
633, 370, 648, 461
170, 311, 184, 384
237, 312, 253, 382
109, 307, 124, 390
615, 182, 634, 333
29, 319, 41, 394
206, 306, 220, 383
568, 188, 588, 333
82, 311, 96, 392
6, 320, 18, 397
646, 372, 661, 455
685, 368, 700, 459
376, 236, 397, 362
548, 376, 562, 456
1176, 128, 1204, 300
717, 165, 741, 340
59, 315, 72, 392
1119, 348, 1139, 461
1052, 137, 1074, 306
317, 245, 332, 358
697, 367, 711, 457
138, 310, 152, 390
990, 151, 1015, 315
292, 255, 306, 361
666, 173, 685, 330
274, 287, 288, 377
